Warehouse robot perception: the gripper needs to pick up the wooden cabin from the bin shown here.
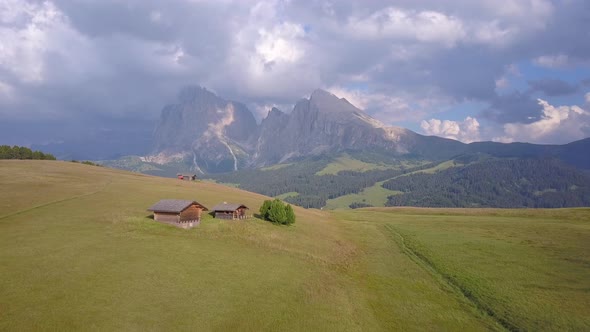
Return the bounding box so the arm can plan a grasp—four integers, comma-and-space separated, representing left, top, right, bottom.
211, 202, 249, 220
177, 173, 197, 181
147, 199, 208, 228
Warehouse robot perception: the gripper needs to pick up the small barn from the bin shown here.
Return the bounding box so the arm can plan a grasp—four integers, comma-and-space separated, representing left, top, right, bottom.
147, 199, 208, 228
212, 202, 249, 220
177, 173, 197, 181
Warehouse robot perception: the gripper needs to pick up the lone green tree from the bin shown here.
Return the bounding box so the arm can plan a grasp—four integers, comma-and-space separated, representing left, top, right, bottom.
259, 200, 272, 220
259, 199, 295, 225
285, 204, 295, 225
268, 199, 287, 224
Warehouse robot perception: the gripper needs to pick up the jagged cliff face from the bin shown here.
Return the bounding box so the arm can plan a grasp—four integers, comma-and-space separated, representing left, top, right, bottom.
253, 90, 415, 165
149, 86, 464, 172
150, 86, 257, 173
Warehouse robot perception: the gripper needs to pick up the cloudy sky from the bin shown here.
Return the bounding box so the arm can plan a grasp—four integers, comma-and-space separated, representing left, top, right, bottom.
1, 0, 590, 150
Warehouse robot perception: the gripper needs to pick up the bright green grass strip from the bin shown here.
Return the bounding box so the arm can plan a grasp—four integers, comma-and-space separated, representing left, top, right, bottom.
399, 160, 461, 177
324, 180, 401, 209
275, 192, 299, 200
316, 153, 393, 175
260, 163, 293, 171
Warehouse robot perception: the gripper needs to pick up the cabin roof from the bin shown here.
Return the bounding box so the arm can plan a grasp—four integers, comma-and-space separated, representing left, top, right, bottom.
211, 202, 249, 212
147, 199, 208, 213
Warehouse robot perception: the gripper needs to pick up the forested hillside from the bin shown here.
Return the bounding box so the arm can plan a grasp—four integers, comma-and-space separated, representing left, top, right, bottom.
384, 159, 590, 208
211, 154, 590, 209
211, 158, 407, 208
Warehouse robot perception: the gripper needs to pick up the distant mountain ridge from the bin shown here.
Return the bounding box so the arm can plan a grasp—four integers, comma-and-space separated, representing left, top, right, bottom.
98, 85, 590, 209
147, 86, 465, 173
148, 86, 590, 173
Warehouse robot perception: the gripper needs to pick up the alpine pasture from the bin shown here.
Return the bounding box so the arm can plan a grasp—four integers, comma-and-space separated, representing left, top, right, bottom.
1, 160, 588, 330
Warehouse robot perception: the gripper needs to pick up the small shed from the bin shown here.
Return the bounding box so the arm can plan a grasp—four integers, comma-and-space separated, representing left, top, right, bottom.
177, 173, 197, 181
147, 199, 208, 228
212, 202, 249, 220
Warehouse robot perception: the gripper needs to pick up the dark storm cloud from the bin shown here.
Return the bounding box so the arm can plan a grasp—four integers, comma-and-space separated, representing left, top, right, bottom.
480, 92, 542, 124
528, 79, 578, 97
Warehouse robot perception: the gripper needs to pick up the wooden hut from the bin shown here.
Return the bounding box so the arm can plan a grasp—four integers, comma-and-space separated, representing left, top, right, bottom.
177, 173, 197, 181
147, 199, 208, 228
212, 202, 249, 220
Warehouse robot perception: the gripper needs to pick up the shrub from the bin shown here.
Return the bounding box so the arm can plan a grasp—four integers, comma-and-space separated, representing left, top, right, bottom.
259, 199, 295, 225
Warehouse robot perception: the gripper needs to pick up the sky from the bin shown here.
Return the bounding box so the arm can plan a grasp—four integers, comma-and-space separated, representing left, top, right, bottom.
1, 0, 590, 150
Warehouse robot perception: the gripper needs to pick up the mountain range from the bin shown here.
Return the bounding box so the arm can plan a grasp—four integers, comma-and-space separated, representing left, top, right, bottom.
145, 86, 590, 174
97, 85, 590, 209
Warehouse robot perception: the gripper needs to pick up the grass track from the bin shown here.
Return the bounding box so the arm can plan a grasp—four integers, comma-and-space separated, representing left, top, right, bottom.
335, 208, 590, 331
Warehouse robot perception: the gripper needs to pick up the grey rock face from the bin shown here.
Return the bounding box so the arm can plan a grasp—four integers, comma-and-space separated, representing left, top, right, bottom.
252, 89, 416, 165
151, 87, 467, 172
152, 86, 257, 173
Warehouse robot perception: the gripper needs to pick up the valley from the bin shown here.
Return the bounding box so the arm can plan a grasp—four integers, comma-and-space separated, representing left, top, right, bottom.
1, 160, 589, 330
98, 87, 590, 210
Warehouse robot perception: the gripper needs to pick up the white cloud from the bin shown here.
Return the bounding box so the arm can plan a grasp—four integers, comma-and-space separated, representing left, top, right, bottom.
495, 98, 590, 143
255, 22, 305, 64
421, 116, 481, 143
347, 7, 466, 47
219, 1, 320, 100
533, 54, 569, 68
483, 0, 553, 23
0, 1, 64, 82
149, 10, 162, 23
495, 64, 521, 91
0, 80, 15, 101
325, 86, 449, 124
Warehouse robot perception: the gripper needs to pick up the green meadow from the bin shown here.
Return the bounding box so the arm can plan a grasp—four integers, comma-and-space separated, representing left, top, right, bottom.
324, 179, 401, 209
1, 161, 589, 330
315, 153, 392, 175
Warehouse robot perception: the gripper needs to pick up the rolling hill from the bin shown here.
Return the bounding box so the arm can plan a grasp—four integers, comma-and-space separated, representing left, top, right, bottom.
1, 161, 589, 330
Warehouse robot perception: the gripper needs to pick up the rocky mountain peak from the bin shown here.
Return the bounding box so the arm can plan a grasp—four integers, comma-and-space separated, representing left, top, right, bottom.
267, 107, 286, 118
151, 86, 257, 173
150, 86, 442, 172
177, 85, 216, 103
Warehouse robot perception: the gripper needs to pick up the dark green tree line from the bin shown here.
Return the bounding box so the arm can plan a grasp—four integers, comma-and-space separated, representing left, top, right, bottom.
0, 145, 56, 160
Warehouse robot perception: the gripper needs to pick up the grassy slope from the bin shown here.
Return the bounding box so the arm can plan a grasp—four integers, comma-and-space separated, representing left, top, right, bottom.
2, 161, 587, 330
324, 180, 401, 209
0, 161, 497, 331
335, 208, 590, 331
260, 163, 293, 171
274, 191, 299, 200
315, 153, 391, 175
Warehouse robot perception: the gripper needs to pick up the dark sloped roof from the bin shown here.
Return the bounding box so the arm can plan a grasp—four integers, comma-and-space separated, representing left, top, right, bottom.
211, 202, 249, 212
147, 199, 208, 213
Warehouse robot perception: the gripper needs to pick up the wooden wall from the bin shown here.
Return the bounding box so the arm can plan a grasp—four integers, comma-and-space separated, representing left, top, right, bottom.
180, 205, 203, 221
215, 212, 234, 219
154, 212, 179, 223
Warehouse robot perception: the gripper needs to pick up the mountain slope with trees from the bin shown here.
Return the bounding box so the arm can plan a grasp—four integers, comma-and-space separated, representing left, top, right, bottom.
383, 158, 590, 208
